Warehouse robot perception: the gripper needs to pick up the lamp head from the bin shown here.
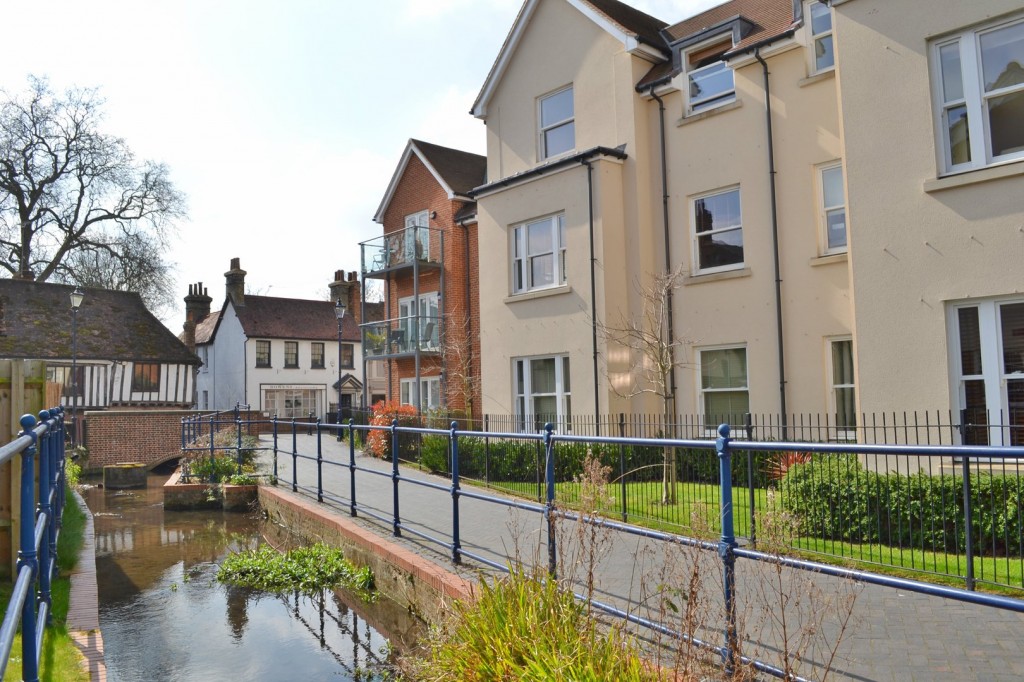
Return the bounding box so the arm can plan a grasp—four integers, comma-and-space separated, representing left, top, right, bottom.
70, 287, 84, 310
334, 299, 347, 320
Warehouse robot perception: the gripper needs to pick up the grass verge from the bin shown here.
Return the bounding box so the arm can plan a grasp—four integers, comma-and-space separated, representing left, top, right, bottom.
2, 488, 89, 682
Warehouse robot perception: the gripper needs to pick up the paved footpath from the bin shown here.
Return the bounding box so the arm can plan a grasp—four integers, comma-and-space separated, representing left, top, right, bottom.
265, 434, 1024, 682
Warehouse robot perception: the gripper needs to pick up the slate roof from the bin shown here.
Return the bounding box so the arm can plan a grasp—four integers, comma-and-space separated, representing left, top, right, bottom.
0, 278, 199, 364
218, 295, 362, 343
410, 139, 487, 197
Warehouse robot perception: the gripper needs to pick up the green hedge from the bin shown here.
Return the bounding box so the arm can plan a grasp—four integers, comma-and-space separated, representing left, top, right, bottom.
781, 455, 1024, 556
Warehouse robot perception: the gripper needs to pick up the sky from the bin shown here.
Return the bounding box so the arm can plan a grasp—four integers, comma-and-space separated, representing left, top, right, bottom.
3, 0, 721, 328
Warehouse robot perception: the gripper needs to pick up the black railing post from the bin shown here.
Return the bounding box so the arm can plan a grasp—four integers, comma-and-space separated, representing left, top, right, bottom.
272, 416, 279, 483
484, 414, 490, 487
619, 412, 628, 522
544, 422, 557, 577
961, 454, 976, 591
391, 419, 401, 537
316, 418, 323, 503
235, 417, 243, 476
746, 412, 757, 547
208, 414, 216, 484
451, 422, 462, 564
716, 423, 739, 675
291, 419, 298, 493
348, 419, 357, 517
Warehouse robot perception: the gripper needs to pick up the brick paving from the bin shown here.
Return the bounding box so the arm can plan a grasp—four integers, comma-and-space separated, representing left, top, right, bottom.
66, 492, 106, 682
267, 434, 1024, 682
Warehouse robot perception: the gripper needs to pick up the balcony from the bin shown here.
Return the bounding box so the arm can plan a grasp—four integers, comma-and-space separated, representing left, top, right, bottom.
361, 226, 444, 278
362, 316, 441, 359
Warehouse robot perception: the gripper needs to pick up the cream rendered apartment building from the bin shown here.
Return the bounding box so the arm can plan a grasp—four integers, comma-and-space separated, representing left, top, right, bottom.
471, 0, 1022, 442
832, 0, 1024, 445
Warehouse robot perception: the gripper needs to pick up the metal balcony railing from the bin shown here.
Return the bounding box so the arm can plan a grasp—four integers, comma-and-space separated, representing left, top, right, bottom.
362, 316, 441, 357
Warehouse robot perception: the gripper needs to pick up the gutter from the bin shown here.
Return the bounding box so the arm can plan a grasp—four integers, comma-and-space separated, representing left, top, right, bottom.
470, 146, 627, 198
754, 47, 789, 438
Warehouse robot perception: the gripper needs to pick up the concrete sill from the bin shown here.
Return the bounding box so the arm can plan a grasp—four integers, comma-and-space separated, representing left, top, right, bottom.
798, 70, 835, 88
684, 267, 752, 286
503, 284, 573, 304
925, 160, 1024, 193
809, 252, 848, 267
677, 99, 742, 127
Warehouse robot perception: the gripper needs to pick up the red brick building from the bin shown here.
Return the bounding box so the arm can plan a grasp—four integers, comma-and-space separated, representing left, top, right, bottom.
361, 139, 485, 419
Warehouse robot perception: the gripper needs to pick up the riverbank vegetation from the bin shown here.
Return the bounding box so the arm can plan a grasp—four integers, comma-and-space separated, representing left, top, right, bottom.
217, 542, 374, 595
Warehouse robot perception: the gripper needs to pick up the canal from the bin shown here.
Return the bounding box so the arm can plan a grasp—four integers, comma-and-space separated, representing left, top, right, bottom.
82, 473, 415, 681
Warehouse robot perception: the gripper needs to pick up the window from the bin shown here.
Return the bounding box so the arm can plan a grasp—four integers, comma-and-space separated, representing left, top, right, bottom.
399, 293, 440, 349
686, 37, 734, 112
512, 214, 566, 293
264, 388, 320, 420
400, 377, 441, 411
514, 355, 571, 431
539, 86, 574, 159
819, 162, 847, 253
201, 391, 209, 410
699, 347, 748, 426
809, 2, 834, 73
829, 338, 856, 434
404, 211, 430, 261
284, 341, 299, 369
47, 366, 85, 399
340, 343, 354, 369
256, 340, 271, 368
949, 298, 1024, 446
311, 342, 325, 369
132, 363, 160, 392
933, 17, 1024, 173
693, 188, 743, 273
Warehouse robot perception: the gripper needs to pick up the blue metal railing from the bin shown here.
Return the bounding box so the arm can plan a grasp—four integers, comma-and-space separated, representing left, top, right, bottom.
0, 408, 68, 682
184, 414, 1024, 679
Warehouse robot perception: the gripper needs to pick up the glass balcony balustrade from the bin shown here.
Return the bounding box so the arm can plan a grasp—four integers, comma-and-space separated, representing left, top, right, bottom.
361, 225, 442, 275
362, 316, 441, 358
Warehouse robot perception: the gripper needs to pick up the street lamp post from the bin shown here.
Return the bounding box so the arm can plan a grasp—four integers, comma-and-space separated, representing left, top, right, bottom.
335, 299, 347, 442
69, 287, 84, 445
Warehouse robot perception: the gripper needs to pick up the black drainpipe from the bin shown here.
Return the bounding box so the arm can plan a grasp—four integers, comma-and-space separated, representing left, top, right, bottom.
459, 218, 473, 417
754, 47, 788, 438
647, 86, 678, 417
583, 159, 600, 434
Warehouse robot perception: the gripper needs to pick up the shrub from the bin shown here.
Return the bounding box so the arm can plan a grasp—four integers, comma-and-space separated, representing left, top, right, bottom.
365, 400, 420, 459
188, 455, 239, 483
780, 455, 1024, 556
185, 430, 260, 468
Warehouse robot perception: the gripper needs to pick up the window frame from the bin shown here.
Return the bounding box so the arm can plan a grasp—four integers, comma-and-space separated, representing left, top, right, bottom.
931, 16, 1024, 174
697, 345, 749, 429
131, 363, 161, 393
284, 341, 299, 369
399, 376, 441, 411
827, 337, 857, 438
255, 340, 271, 368
513, 355, 571, 432
340, 343, 354, 369
512, 214, 567, 294
311, 342, 325, 369
684, 36, 736, 113
808, 1, 835, 74
818, 161, 847, 255
538, 85, 575, 160
691, 186, 744, 275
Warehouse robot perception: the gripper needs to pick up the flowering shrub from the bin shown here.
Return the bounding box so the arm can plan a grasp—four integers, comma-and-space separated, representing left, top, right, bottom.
365, 400, 420, 459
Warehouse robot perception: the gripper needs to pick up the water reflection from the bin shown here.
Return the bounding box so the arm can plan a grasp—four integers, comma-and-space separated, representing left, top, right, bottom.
82, 474, 403, 681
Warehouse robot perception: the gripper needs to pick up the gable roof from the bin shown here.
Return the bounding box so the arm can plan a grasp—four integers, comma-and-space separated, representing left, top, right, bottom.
373, 139, 486, 224
229, 295, 361, 342
472, 0, 669, 119
0, 278, 199, 364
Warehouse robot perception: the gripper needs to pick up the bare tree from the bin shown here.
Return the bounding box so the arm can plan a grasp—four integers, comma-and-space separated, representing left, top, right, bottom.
56, 232, 177, 316
0, 76, 184, 285
599, 265, 689, 504
441, 312, 480, 424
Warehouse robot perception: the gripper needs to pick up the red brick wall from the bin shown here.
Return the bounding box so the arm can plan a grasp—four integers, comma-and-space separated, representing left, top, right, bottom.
84, 409, 194, 471
380, 153, 482, 416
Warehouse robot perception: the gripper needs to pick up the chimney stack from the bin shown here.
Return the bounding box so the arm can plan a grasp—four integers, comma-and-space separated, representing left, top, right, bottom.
182, 282, 213, 353
328, 269, 362, 332
225, 257, 246, 307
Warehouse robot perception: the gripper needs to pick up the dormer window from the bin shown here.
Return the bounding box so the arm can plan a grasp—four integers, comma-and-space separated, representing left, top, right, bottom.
539, 86, 574, 159
686, 38, 735, 112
